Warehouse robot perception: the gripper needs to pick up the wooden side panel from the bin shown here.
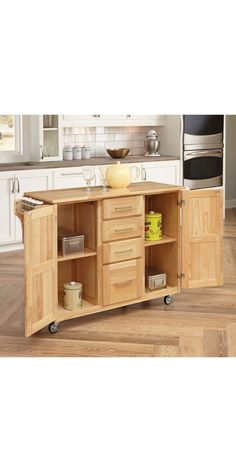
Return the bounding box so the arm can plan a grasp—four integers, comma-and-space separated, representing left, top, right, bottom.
181, 190, 223, 289
24, 206, 57, 336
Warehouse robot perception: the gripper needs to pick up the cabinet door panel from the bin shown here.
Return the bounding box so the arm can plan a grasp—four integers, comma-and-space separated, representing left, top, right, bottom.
181, 189, 223, 289
143, 162, 180, 185
53, 168, 96, 189
24, 205, 57, 336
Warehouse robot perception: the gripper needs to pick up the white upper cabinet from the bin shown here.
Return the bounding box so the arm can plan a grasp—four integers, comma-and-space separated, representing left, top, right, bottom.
28, 115, 62, 162
61, 115, 165, 127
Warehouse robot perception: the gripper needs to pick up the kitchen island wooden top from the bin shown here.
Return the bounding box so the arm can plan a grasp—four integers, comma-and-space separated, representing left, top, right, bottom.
25, 181, 183, 204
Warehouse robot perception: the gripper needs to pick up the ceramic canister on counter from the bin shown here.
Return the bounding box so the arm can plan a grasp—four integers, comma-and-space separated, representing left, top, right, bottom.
64, 281, 82, 311
145, 211, 162, 241
82, 145, 91, 159
63, 145, 73, 160
73, 145, 82, 160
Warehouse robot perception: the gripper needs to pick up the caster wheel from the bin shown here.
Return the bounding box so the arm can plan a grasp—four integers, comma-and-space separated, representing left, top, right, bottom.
164, 295, 173, 305
48, 322, 60, 334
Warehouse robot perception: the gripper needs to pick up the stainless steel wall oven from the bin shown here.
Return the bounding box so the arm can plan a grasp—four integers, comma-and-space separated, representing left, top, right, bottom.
183, 115, 224, 189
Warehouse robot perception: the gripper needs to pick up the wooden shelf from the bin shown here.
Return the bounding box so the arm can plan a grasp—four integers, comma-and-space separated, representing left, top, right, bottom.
144, 285, 179, 301
145, 235, 176, 247
58, 298, 101, 321
57, 247, 97, 262
57, 285, 180, 322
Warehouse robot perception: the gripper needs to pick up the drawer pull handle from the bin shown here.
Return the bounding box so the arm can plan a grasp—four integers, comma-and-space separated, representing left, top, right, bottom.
115, 248, 133, 254
115, 280, 133, 287
114, 206, 133, 211
114, 226, 133, 232
61, 172, 83, 176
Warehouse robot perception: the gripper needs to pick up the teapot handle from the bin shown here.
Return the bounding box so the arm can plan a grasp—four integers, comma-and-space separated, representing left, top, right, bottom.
130, 165, 140, 182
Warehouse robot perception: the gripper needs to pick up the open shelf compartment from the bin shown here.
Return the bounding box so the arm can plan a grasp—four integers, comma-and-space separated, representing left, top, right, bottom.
57, 201, 97, 259
144, 191, 180, 295
58, 255, 99, 319
57, 201, 100, 319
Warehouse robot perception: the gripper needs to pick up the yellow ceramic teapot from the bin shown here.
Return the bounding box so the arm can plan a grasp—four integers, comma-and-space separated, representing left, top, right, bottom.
106, 161, 140, 189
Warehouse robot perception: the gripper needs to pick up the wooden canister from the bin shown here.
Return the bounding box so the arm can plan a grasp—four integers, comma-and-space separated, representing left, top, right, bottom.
145, 211, 162, 240
64, 281, 82, 311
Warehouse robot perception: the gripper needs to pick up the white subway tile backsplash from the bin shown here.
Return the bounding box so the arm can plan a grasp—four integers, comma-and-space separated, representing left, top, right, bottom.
96, 126, 105, 134
95, 148, 106, 157
106, 140, 116, 147
95, 142, 105, 148
114, 134, 123, 141
96, 134, 107, 142
62, 125, 147, 155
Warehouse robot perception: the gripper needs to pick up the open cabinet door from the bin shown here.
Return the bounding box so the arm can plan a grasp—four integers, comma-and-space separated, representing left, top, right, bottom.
24, 206, 57, 336
181, 189, 223, 289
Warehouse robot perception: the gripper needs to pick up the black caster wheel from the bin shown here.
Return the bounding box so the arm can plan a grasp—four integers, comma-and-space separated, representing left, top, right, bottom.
48, 322, 60, 334
164, 295, 173, 305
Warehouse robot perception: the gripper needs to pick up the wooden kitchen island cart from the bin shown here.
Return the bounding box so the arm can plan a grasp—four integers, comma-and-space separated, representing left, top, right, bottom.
15, 182, 223, 336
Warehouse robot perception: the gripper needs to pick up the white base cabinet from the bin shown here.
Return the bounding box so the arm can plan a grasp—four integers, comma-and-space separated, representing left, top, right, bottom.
53, 167, 96, 189
142, 160, 180, 185
0, 172, 15, 244
0, 170, 53, 246
14, 170, 53, 241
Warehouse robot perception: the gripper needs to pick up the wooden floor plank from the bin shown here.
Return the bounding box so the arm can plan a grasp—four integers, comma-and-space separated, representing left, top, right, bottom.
203, 329, 228, 357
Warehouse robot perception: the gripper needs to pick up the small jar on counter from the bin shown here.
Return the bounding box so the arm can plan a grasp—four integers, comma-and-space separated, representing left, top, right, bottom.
82, 145, 91, 159
63, 145, 73, 160
73, 145, 82, 160
64, 281, 83, 311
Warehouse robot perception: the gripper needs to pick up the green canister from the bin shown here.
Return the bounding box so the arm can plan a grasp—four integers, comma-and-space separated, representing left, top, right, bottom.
64, 281, 83, 311
145, 211, 162, 241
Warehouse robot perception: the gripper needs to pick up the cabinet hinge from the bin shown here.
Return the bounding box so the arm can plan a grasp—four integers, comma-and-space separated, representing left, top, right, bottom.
177, 199, 185, 206
177, 273, 185, 279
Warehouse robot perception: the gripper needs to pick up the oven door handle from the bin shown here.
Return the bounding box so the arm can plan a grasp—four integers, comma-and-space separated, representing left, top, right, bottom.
184, 150, 223, 161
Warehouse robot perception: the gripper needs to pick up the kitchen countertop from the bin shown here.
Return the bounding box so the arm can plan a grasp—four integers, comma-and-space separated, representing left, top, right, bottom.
25, 181, 182, 204
0, 155, 180, 172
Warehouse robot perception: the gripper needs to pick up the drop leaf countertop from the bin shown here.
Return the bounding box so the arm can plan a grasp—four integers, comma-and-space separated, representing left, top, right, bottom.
0, 155, 180, 172
25, 181, 183, 204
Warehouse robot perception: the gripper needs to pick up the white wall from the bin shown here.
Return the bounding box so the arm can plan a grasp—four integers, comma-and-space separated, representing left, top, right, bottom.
225, 115, 236, 207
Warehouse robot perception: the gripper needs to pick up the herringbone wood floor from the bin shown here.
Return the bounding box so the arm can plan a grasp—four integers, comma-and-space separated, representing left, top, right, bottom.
0, 209, 235, 356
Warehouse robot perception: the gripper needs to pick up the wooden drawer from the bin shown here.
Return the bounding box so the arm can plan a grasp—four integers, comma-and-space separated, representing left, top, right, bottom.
103, 259, 143, 306
103, 216, 143, 242
103, 238, 143, 264
103, 196, 143, 219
